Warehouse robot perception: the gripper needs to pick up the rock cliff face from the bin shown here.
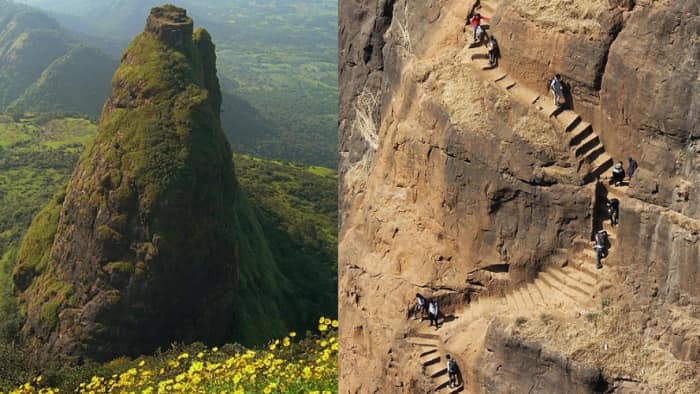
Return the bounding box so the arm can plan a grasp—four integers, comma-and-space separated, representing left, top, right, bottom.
339, 0, 699, 392
13, 5, 241, 360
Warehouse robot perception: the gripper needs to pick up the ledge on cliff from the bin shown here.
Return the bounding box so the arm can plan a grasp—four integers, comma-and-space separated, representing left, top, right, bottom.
144, 5, 194, 49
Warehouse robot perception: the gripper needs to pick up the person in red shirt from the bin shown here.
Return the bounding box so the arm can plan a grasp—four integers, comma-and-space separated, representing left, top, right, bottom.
468, 13, 490, 43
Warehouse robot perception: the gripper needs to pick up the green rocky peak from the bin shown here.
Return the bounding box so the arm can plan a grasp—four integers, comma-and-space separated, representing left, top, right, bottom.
14, 4, 240, 361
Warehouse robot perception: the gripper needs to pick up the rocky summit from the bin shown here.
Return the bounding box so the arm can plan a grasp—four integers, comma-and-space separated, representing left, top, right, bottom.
13, 5, 241, 361
339, 0, 699, 392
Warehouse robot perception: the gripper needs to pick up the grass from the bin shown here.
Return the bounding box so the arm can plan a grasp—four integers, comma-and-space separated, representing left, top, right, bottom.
0, 115, 94, 341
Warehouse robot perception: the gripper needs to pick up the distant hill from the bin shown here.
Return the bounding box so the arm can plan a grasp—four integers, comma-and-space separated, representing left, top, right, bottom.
0, 0, 116, 117
10, 45, 115, 116
16, 0, 338, 167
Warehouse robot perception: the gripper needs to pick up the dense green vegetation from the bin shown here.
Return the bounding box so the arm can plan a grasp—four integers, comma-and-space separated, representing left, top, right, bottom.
0, 112, 337, 356
0, 115, 96, 341
16, 0, 338, 167
0, 1, 116, 117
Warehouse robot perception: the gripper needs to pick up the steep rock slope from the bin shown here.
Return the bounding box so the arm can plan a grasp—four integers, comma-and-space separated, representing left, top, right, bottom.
11, 5, 283, 361
0, 0, 116, 116
339, 0, 699, 392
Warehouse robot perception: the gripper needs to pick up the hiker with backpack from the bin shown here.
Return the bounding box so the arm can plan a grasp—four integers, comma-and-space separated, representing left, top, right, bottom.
428, 299, 440, 329
469, 13, 489, 43
487, 36, 499, 66
627, 157, 638, 179
550, 74, 564, 107
607, 198, 620, 227
446, 354, 460, 388
611, 161, 625, 186
413, 293, 427, 321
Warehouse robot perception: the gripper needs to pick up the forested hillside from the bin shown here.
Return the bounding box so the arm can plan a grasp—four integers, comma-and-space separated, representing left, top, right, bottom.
0, 115, 337, 346
16, 0, 337, 167
0, 1, 116, 117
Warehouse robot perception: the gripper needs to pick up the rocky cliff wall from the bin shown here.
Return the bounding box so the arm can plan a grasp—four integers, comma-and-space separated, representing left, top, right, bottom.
339, 0, 700, 392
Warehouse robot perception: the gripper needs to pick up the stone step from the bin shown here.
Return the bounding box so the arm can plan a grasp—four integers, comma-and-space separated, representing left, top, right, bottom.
569, 121, 593, 146
407, 338, 439, 347
546, 269, 594, 299
419, 348, 439, 358
570, 259, 601, 281
591, 154, 614, 173
527, 282, 547, 305
493, 73, 507, 82
508, 84, 540, 104
518, 286, 538, 307
429, 366, 448, 379
555, 110, 581, 131
435, 377, 451, 391
573, 133, 600, 157
560, 265, 596, 288
585, 155, 614, 183
421, 354, 441, 367
538, 272, 585, 305
496, 77, 516, 89
511, 289, 528, 311
580, 147, 607, 171
504, 292, 518, 309
538, 101, 564, 117
446, 385, 465, 394
413, 332, 441, 340
436, 378, 464, 393
533, 278, 559, 306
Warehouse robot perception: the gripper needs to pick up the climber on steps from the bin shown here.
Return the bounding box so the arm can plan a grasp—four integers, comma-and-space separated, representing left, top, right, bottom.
550, 74, 564, 107
607, 198, 620, 227
469, 13, 489, 43
611, 161, 625, 186
413, 293, 426, 320
594, 230, 608, 269
428, 299, 440, 329
446, 354, 460, 388
627, 157, 638, 180
487, 36, 499, 66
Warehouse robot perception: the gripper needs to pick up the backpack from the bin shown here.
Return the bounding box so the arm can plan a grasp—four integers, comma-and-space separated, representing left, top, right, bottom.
447, 359, 457, 373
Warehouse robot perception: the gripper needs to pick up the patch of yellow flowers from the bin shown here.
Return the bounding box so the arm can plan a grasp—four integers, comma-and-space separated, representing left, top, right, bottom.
7, 317, 338, 394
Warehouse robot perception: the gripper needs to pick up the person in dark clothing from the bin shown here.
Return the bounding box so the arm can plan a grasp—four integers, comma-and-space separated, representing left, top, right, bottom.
607, 198, 620, 227
413, 293, 426, 320
488, 36, 499, 66
446, 354, 459, 388
627, 157, 638, 179
594, 230, 608, 269
611, 161, 625, 186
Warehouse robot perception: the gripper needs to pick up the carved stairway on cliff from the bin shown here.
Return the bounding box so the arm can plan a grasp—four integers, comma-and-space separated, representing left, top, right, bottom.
406, 332, 464, 393
403, 1, 632, 389
468, 0, 614, 185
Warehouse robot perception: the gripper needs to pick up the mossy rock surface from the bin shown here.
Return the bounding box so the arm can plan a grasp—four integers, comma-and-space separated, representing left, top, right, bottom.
16, 6, 244, 361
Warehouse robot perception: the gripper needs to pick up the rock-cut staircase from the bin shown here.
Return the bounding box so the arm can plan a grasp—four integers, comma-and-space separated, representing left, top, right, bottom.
403, 1, 633, 390
468, 0, 614, 185
406, 332, 464, 393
